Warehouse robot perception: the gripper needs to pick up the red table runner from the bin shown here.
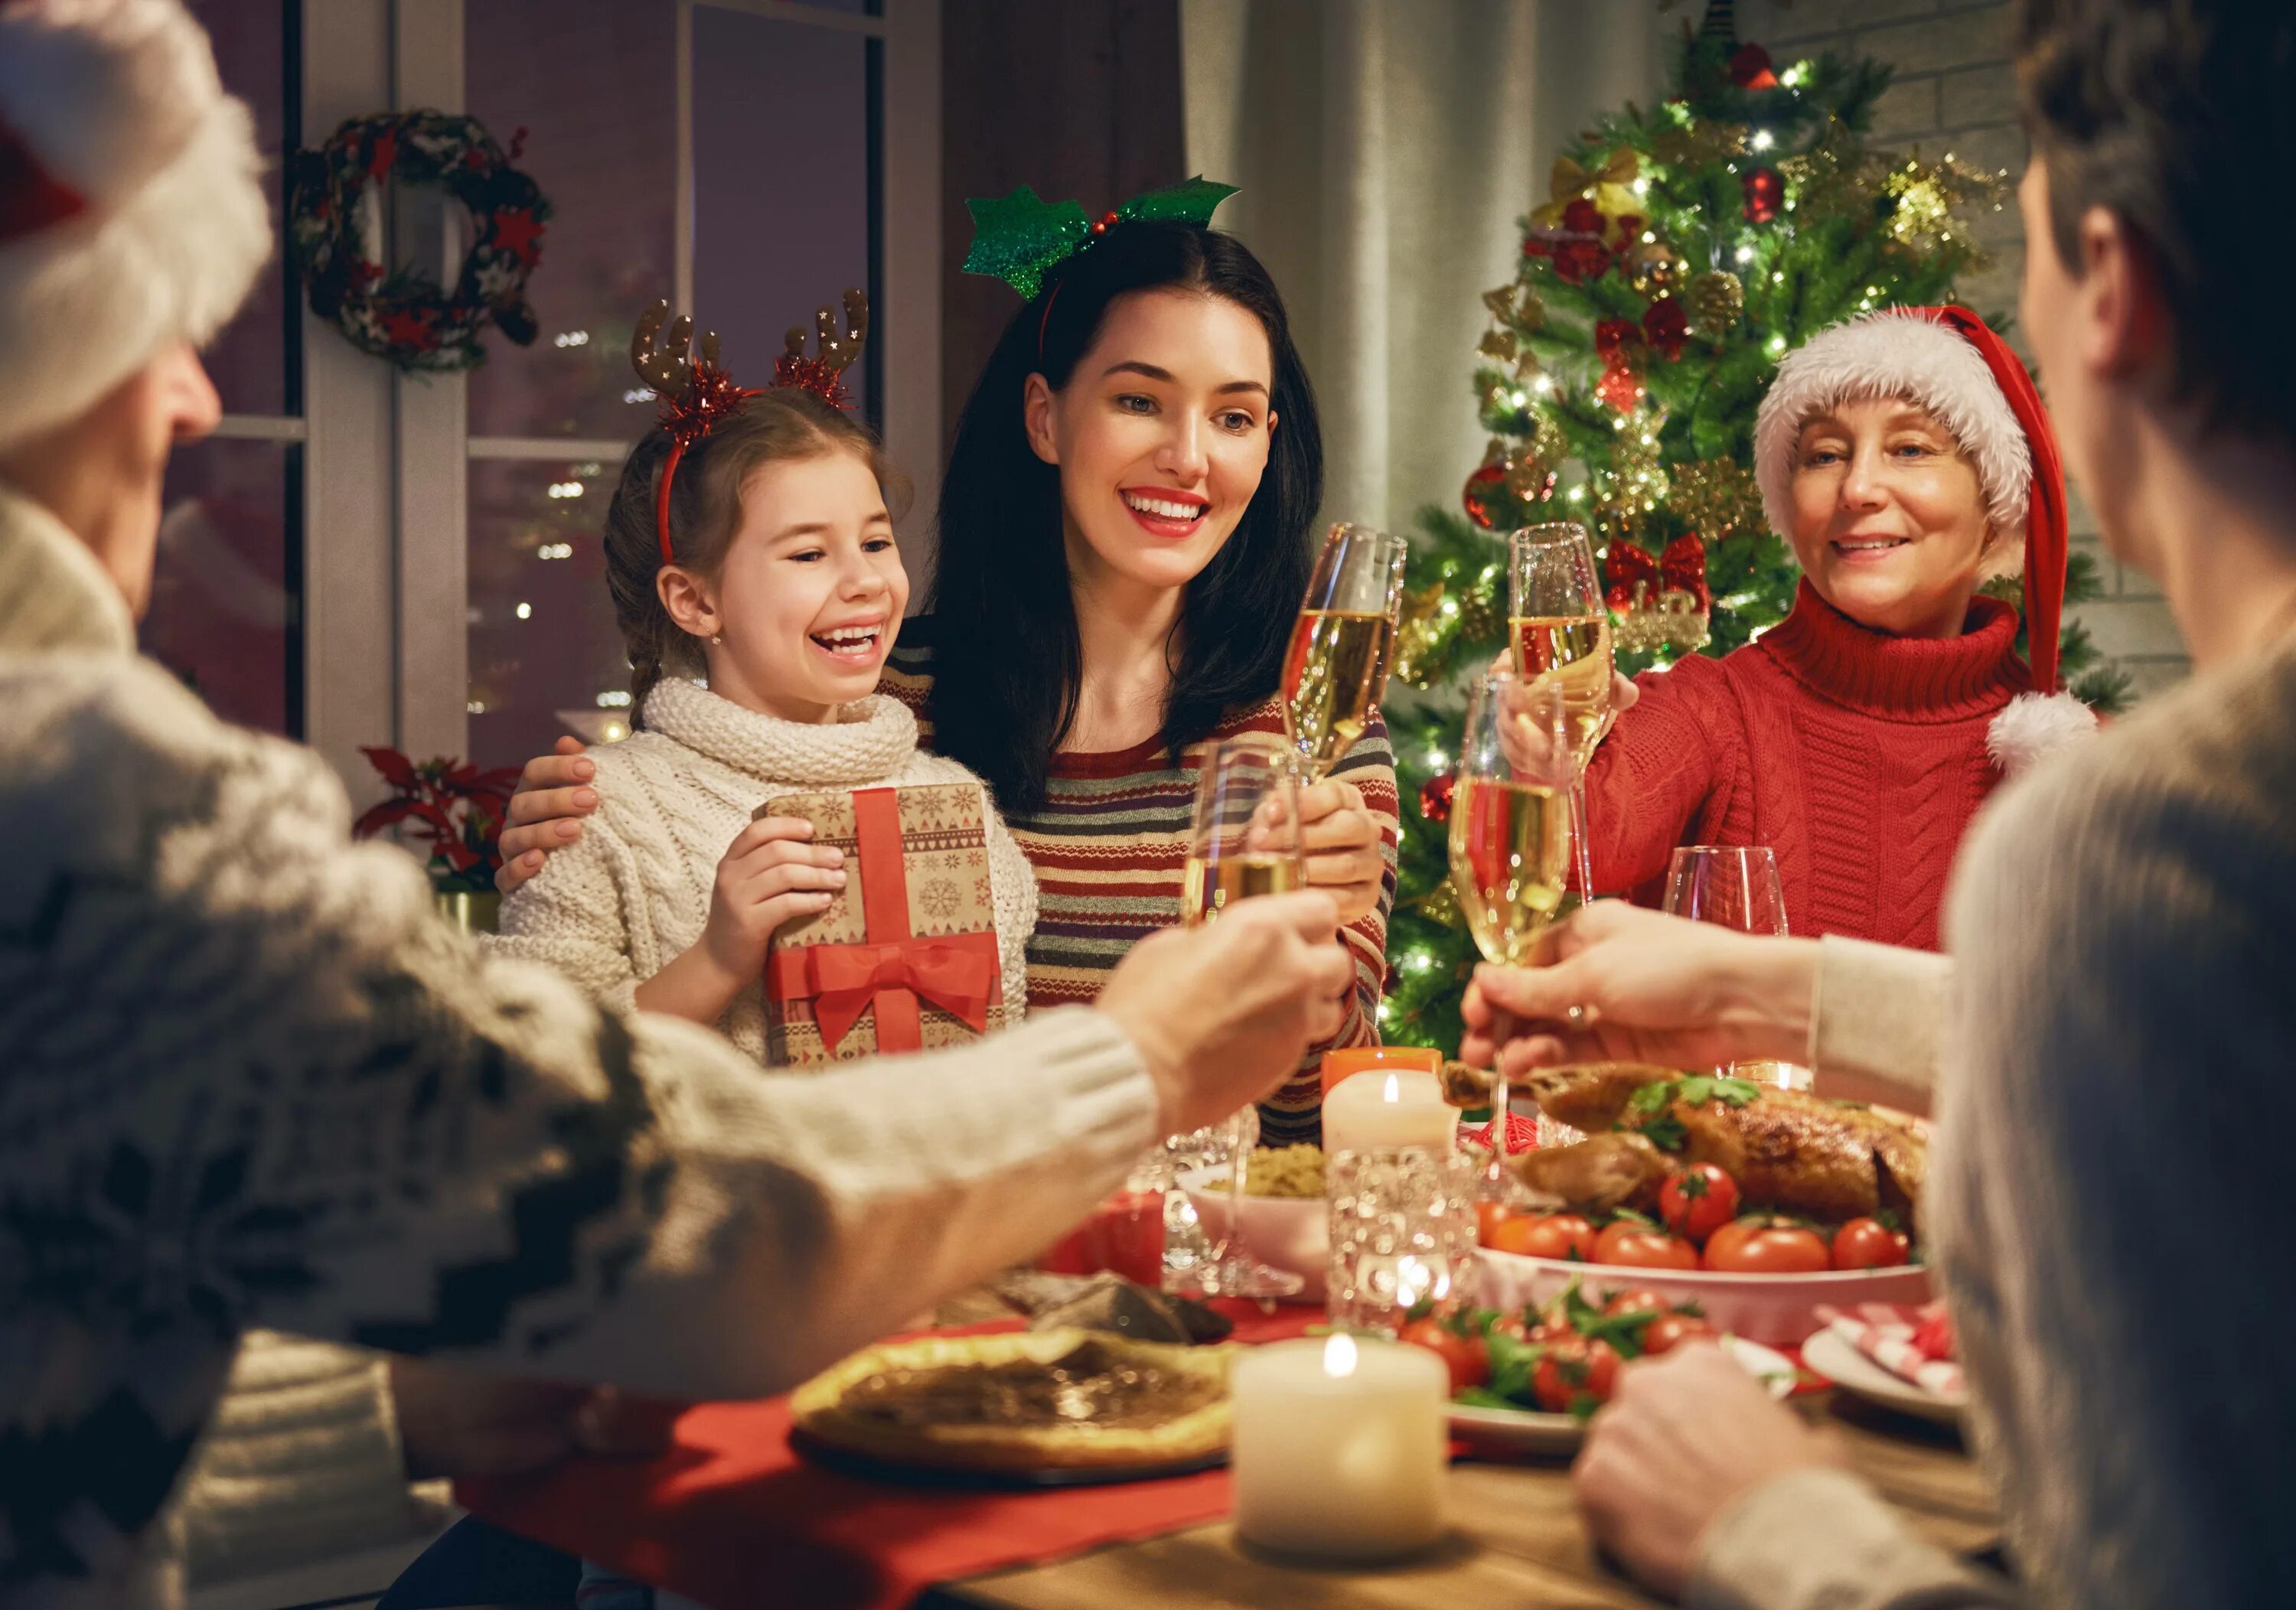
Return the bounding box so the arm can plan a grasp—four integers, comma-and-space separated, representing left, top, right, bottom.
456, 1305, 1319, 1610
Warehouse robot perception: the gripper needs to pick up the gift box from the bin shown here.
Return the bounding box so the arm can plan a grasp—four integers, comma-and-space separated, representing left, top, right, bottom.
762, 784, 1007, 1066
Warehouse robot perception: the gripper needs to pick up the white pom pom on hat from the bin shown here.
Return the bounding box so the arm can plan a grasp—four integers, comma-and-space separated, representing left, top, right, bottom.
0, 0, 271, 449
1752, 305, 2076, 701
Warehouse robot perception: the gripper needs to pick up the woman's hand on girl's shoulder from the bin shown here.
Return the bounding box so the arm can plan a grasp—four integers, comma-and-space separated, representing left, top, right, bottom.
497, 737, 598, 894
1295, 779, 1384, 927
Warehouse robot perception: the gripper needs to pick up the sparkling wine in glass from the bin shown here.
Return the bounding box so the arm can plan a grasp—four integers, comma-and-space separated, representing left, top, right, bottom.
1662, 846, 1809, 1090
1178, 733, 1308, 1299
1282, 523, 1407, 781
1448, 671, 1574, 1154
1508, 523, 1616, 908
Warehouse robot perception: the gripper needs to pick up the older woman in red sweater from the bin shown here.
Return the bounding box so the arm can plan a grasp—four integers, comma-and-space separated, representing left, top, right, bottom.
1574, 307, 2092, 950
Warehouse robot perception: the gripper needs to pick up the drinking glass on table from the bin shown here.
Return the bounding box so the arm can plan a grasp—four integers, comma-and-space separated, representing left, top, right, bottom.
1176, 733, 1309, 1300
1448, 670, 1574, 1154
1508, 522, 1616, 909
1662, 845, 1811, 1090
1281, 522, 1407, 780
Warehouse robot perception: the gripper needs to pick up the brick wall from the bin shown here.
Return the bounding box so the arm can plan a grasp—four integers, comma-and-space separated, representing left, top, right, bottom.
1740, 0, 2191, 699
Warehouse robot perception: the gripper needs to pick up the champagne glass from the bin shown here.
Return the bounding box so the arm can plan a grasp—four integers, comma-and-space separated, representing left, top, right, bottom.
1662, 846, 1809, 1089
1508, 523, 1616, 911
1282, 523, 1407, 780
1448, 670, 1574, 1155
1179, 733, 1308, 1300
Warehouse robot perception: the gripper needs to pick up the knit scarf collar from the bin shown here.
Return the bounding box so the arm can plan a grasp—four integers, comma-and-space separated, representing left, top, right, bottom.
1756, 578, 2030, 719
640, 674, 919, 784
0, 484, 136, 656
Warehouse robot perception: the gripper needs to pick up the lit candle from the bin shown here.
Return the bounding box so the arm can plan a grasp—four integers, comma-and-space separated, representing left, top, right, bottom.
1231, 1332, 1448, 1561
1321, 1070, 1456, 1157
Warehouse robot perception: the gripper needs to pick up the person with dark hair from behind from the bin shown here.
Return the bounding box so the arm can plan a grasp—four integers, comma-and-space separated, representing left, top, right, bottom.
1459, 2, 2296, 1607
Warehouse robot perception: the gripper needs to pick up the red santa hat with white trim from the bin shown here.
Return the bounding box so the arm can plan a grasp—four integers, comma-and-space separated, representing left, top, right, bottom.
1752, 305, 2096, 775
0, 0, 269, 449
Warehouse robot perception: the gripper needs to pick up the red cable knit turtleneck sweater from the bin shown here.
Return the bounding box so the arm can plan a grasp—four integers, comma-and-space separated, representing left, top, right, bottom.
1584, 579, 2033, 950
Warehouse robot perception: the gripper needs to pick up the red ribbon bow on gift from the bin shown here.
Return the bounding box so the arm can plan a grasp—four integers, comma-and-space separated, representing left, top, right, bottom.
1605, 533, 1710, 614
1604, 538, 1661, 613
773, 934, 1000, 1052
1659, 531, 1710, 611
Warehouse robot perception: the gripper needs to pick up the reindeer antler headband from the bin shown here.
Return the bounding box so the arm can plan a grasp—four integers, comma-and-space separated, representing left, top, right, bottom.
629, 289, 869, 565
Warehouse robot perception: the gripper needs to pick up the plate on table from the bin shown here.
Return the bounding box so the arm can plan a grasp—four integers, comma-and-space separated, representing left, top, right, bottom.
1477, 1249, 1934, 1348
1448, 1335, 1799, 1456
1802, 1327, 1967, 1427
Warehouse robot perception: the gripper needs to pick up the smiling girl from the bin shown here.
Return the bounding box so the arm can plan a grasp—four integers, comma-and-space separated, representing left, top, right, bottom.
1566, 307, 2093, 950
488, 383, 1035, 1061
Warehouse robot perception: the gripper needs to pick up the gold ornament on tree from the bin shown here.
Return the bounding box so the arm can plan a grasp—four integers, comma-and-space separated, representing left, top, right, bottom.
1685, 269, 1746, 337
1389, 583, 1452, 689
1454, 562, 1505, 642
1502, 417, 1567, 502
1623, 238, 1684, 297
1668, 455, 1765, 540
1411, 880, 1466, 930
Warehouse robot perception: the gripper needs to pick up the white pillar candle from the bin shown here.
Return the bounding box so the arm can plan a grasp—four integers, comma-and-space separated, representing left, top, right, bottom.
1321, 1070, 1456, 1157
1231, 1332, 1449, 1562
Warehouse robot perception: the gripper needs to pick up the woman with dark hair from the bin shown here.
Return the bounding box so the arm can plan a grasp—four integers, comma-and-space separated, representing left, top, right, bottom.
505, 200, 1397, 1145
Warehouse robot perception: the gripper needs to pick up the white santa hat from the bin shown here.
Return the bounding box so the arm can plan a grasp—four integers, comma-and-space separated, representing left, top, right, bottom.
1752, 306, 2096, 774
0, 0, 270, 449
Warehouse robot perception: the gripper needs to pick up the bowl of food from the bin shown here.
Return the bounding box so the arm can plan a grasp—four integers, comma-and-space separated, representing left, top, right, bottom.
1482, 1068, 1935, 1347
1179, 1144, 1329, 1302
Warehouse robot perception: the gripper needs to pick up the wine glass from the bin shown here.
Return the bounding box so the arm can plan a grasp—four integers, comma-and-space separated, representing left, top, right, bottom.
1662, 846, 1809, 1089
1282, 523, 1407, 781
1178, 733, 1308, 1300
1448, 670, 1574, 1155
1508, 523, 1615, 911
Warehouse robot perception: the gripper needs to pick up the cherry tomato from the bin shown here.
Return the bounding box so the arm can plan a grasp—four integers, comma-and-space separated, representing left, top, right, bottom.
1831, 1217, 1913, 1270
1489, 1212, 1599, 1262
1476, 1201, 1515, 1247
1593, 1221, 1701, 1270
1658, 1163, 1743, 1245
1600, 1288, 1675, 1321
1486, 1310, 1532, 1344
1531, 1335, 1623, 1411
1639, 1313, 1720, 1357
1703, 1216, 1831, 1275
1397, 1316, 1489, 1394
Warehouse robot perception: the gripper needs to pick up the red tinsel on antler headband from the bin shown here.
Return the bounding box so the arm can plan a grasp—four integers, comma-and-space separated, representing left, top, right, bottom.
628, 289, 869, 564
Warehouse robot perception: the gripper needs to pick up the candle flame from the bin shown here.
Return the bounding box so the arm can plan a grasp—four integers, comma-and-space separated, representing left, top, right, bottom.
1381, 1073, 1400, 1103
1322, 1331, 1359, 1379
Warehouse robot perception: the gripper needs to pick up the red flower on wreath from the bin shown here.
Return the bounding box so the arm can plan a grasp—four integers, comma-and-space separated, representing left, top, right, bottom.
490, 207, 546, 266
366, 128, 398, 180
380, 307, 439, 348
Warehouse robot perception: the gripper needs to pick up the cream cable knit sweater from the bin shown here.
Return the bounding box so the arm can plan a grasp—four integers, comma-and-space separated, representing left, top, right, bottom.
491, 677, 1036, 1064
0, 486, 1157, 1610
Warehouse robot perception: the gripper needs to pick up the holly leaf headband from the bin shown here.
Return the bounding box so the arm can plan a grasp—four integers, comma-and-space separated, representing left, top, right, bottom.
630, 289, 869, 563
960, 176, 1240, 300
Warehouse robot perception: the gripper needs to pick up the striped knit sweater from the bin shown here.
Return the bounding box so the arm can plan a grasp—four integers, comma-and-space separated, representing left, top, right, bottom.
1583, 580, 2034, 950
884, 623, 1399, 1146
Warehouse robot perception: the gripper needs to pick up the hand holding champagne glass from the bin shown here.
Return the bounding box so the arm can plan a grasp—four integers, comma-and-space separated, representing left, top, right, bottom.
1283, 523, 1407, 781
1448, 671, 1574, 1152
1508, 523, 1616, 907
1179, 734, 1309, 1299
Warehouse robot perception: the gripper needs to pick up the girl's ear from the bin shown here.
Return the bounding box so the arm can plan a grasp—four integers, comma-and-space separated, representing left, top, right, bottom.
657, 564, 719, 640
1022, 373, 1061, 467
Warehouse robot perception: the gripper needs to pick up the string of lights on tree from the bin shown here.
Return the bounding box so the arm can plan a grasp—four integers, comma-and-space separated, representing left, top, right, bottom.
1378, 28, 2131, 1052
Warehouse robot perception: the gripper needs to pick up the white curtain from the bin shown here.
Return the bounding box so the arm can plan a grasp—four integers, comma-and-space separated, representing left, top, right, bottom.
1183, 0, 1670, 532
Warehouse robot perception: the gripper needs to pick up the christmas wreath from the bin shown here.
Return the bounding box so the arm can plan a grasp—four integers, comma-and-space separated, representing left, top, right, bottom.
289, 109, 550, 372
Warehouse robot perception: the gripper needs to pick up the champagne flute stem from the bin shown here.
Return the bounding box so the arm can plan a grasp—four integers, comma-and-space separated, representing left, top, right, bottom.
1570, 778, 1596, 913
1493, 1071, 1509, 1158
1226, 1108, 1251, 1272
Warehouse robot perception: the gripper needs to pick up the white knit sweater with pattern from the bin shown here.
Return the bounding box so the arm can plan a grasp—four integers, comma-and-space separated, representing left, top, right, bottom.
491, 677, 1036, 1064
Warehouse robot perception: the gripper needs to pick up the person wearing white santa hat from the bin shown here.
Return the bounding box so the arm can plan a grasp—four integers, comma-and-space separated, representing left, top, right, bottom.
1553, 301, 2095, 953
0, 4, 1354, 1607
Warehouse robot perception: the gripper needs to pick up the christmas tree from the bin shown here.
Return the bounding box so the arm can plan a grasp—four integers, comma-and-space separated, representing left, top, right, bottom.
1378, 30, 2130, 1053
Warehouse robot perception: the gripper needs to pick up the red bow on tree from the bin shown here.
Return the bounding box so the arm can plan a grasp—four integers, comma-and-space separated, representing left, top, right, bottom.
1659, 530, 1711, 611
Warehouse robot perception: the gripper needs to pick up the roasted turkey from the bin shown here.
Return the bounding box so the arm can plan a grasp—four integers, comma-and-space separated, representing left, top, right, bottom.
1506, 1064, 1926, 1228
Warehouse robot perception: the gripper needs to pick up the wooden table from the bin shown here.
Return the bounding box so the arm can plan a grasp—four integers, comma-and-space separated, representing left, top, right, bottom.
925, 1397, 1997, 1609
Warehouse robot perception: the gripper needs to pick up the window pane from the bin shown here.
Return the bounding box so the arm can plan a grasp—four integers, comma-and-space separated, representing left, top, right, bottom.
693, 8, 872, 418
467, 455, 637, 770
143, 438, 300, 737
465, 0, 678, 440
185, 0, 292, 416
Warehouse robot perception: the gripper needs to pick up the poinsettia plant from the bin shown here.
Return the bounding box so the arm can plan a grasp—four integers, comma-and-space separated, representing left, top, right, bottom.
352, 747, 523, 895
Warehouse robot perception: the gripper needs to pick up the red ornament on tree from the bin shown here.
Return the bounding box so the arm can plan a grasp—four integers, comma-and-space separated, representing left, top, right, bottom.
1596, 360, 1645, 415
1462, 461, 1505, 529
1729, 43, 1780, 90
1742, 167, 1783, 223
1642, 295, 1688, 360
1419, 772, 1456, 824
